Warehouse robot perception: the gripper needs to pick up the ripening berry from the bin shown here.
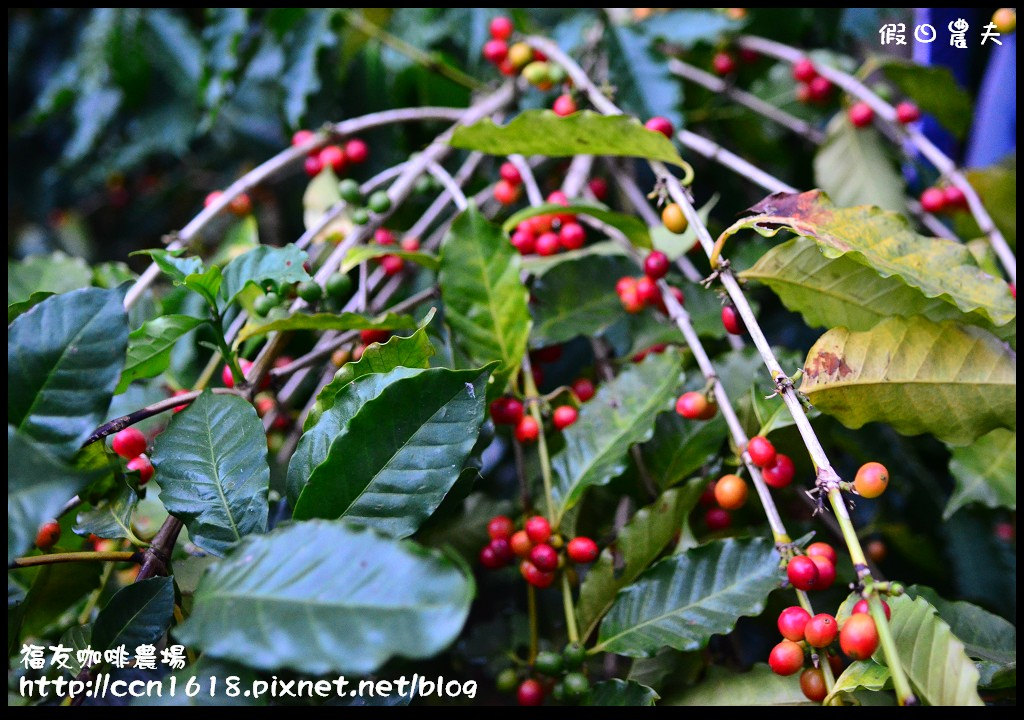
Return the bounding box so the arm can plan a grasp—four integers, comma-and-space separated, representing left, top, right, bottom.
525, 515, 552, 544
714, 474, 748, 510
635, 276, 660, 306
535, 232, 561, 256
480, 545, 503, 569
806, 542, 837, 566
588, 177, 609, 201
572, 378, 595, 402
768, 639, 805, 676
515, 416, 540, 443
127, 453, 154, 484
318, 145, 347, 174
840, 613, 879, 660
661, 203, 689, 233
808, 75, 832, 102
381, 255, 404, 276
510, 229, 535, 255
292, 129, 315, 147
810, 554, 836, 590
483, 38, 508, 64
644, 116, 674, 138
778, 606, 812, 642
644, 251, 670, 280
676, 391, 717, 420
490, 15, 514, 40
746, 436, 776, 468
618, 280, 645, 314
510, 530, 532, 558
344, 138, 369, 164
304, 155, 323, 177
488, 515, 515, 540
712, 51, 737, 76
552, 406, 579, 431
507, 42, 533, 69
222, 358, 252, 388
853, 461, 889, 498
795, 82, 813, 104
895, 101, 921, 124
529, 543, 559, 572
705, 507, 732, 531
360, 329, 391, 346
553, 94, 578, 117
721, 304, 744, 335
800, 668, 828, 703
943, 185, 968, 211
499, 161, 522, 186
522, 60, 550, 87
112, 427, 147, 460
400, 236, 420, 252
35, 520, 61, 550
494, 179, 520, 205
559, 222, 586, 250
992, 8, 1016, 34
787, 555, 820, 591
520, 560, 556, 588
804, 613, 838, 647
848, 102, 874, 128
517, 678, 544, 706
792, 57, 817, 83
920, 187, 946, 213
852, 598, 891, 621
762, 453, 795, 488
567, 536, 599, 564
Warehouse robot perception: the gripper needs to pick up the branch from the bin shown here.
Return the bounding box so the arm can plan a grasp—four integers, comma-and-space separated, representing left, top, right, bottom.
9, 550, 140, 570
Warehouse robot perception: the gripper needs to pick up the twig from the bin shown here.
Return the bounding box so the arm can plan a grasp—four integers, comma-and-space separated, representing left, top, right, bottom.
678, 130, 797, 194
9, 550, 140, 569
561, 155, 594, 198
508, 154, 545, 206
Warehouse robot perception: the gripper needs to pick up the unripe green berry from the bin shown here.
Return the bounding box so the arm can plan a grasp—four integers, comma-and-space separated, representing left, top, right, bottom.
547, 64, 567, 84
496, 668, 518, 693
254, 292, 279, 317
339, 178, 362, 205
325, 272, 353, 299
534, 650, 563, 676
297, 281, 323, 303
562, 643, 587, 669
351, 208, 370, 225
522, 61, 550, 86
563, 672, 589, 698
367, 191, 392, 214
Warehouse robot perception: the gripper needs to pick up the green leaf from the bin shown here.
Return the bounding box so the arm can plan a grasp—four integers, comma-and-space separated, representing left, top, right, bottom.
814, 112, 905, 213
880, 60, 972, 139
450, 110, 686, 168
597, 537, 780, 656
117, 314, 205, 393
293, 366, 492, 538
306, 315, 436, 430
182, 265, 223, 308
18, 561, 100, 639
7, 252, 92, 304
302, 166, 346, 234
151, 391, 269, 556
586, 679, 660, 706
439, 205, 530, 389
606, 23, 683, 133
59, 623, 94, 675
530, 254, 640, 345
641, 8, 743, 47
723, 190, 1016, 328
237, 310, 416, 344
219, 244, 311, 306
341, 245, 439, 273
8, 291, 55, 324
642, 409, 728, 491
282, 9, 335, 126
74, 478, 140, 543
800, 316, 1016, 445
9, 286, 129, 456
663, 664, 807, 706
176, 520, 474, 675
740, 237, 1014, 342
960, 158, 1016, 251
882, 594, 984, 706
134, 248, 204, 284
576, 481, 706, 639
552, 351, 682, 519
92, 577, 175, 652
505, 202, 652, 250
945, 428, 1015, 518
823, 660, 891, 705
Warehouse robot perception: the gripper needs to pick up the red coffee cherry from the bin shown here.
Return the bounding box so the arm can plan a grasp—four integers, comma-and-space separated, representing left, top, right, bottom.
344, 138, 369, 164
515, 416, 540, 444
588, 177, 608, 201
895, 101, 921, 124
291, 129, 315, 146
499, 161, 522, 186
480, 545, 503, 569
494, 179, 520, 205
792, 57, 817, 83
112, 427, 147, 459
517, 678, 544, 706
553, 94, 578, 116
920, 187, 947, 213
35, 520, 61, 550
360, 329, 391, 345
571, 378, 595, 402
810, 554, 836, 590
535, 232, 561, 256
852, 598, 891, 621
712, 51, 736, 76
558, 222, 586, 250
840, 613, 879, 660
566, 536, 599, 564
510, 229, 535, 255
381, 255, 404, 276
806, 542, 837, 566
762, 453, 795, 489
490, 396, 525, 426
848, 101, 874, 128
552, 406, 579, 431
768, 639, 805, 676
721, 304, 744, 335
800, 668, 828, 702
808, 75, 833, 102
126, 454, 154, 484
777, 606, 812, 642
746, 435, 776, 468
510, 530, 533, 558
483, 38, 508, 64
170, 389, 191, 413
635, 276, 660, 306
525, 515, 552, 544
705, 507, 731, 531
520, 560, 556, 589
675, 391, 717, 420
787, 555, 820, 591
489, 16, 514, 41
304, 155, 323, 177
804, 613, 838, 647
643, 250, 670, 280
644, 116, 674, 138
529, 543, 558, 572
488, 515, 515, 540
318, 145, 347, 174
943, 185, 968, 211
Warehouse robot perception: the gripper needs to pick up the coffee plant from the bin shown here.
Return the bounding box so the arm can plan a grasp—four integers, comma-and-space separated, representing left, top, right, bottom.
8, 8, 1016, 708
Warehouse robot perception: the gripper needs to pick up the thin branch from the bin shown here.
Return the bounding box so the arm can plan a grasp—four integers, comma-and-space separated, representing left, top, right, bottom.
426, 161, 469, 211
678, 130, 797, 194
561, 155, 595, 198
508, 154, 545, 206
10, 551, 140, 569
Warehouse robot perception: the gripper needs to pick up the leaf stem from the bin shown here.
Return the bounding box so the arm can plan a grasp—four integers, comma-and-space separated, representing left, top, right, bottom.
9, 550, 140, 569
522, 354, 556, 526
561, 573, 581, 645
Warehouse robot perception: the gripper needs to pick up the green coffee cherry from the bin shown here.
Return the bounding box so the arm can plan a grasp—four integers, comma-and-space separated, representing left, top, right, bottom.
297, 281, 323, 303
367, 191, 392, 214
563, 672, 589, 698
254, 292, 279, 317
562, 643, 587, 669
534, 651, 563, 676
339, 178, 362, 205
495, 668, 518, 693
325, 272, 353, 299
351, 208, 370, 225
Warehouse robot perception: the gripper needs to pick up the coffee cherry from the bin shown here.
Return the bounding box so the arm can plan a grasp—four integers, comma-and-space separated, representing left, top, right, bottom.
227, 192, 252, 216
895, 101, 921, 124
920, 187, 946, 213
535, 232, 561, 256
852, 598, 891, 621
222, 358, 252, 388
787, 555, 820, 591
343, 138, 368, 165
483, 38, 509, 64
510, 229, 535, 255
112, 428, 147, 459
170, 389, 191, 413
804, 613, 838, 647
318, 145, 347, 174
792, 57, 817, 83
705, 507, 732, 531
529, 543, 559, 572
572, 378, 595, 402
507, 42, 533, 69
643, 250, 670, 280
490, 15, 514, 40
297, 281, 323, 303
534, 650, 563, 676
204, 190, 223, 208
840, 613, 879, 660
762, 453, 795, 489
714, 474, 748, 510
828, 652, 845, 677
517, 678, 544, 706
617, 279, 644, 313
721, 304, 744, 335
488, 515, 515, 540
292, 129, 314, 147
511, 530, 533, 558
339, 178, 362, 205
800, 668, 828, 702
746, 436, 776, 468
567, 536, 599, 564
778, 606, 812, 642
490, 397, 523, 427
520, 560, 556, 589
563, 643, 587, 669
644, 116, 674, 138
525, 516, 552, 544
635, 276, 660, 306
808, 75, 833, 102
515, 416, 540, 443
992, 8, 1016, 34
253, 292, 278, 317
588, 177, 609, 201
854, 461, 889, 498
35, 520, 61, 550
795, 83, 813, 104
739, 48, 759, 64
351, 208, 370, 225
367, 191, 392, 214
943, 185, 968, 211
499, 161, 522, 186
558, 222, 586, 250
848, 102, 874, 128
806, 542, 837, 566
304, 156, 323, 177
768, 639, 805, 676
553, 94, 577, 117
381, 255, 404, 276
661, 203, 688, 233
552, 406, 579, 431
127, 453, 154, 484
480, 545, 503, 569
522, 60, 550, 87
489, 538, 514, 564
810, 554, 836, 590
563, 672, 589, 699
493, 179, 520, 205
326, 272, 353, 299
676, 391, 717, 420
712, 51, 737, 76
496, 668, 519, 693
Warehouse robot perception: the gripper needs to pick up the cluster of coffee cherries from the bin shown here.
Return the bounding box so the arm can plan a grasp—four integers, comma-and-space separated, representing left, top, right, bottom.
847, 99, 920, 129
203, 189, 252, 217
918, 184, 969, 215
496, 643, 590, 706
367, 227, 419, 276
709, 46, 760, 77
111, 426, 155, 486
479, 515, 600, 589
791, 58, 834, 105
291, 129, 370, 179
490, 393, 579, 444
335, 176, 393, 228
616, 250, 685, 315
504, 190, 589, 258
